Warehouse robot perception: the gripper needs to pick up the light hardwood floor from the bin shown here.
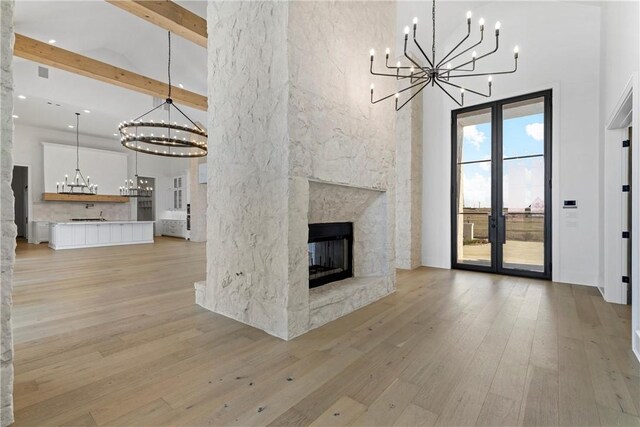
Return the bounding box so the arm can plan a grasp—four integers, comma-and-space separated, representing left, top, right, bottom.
12, 237, 640, 426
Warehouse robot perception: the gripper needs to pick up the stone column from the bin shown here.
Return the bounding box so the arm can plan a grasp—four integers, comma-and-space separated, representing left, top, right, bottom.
202, 1, 291, 339
0, 1, 15, 425
396, 82, 423, 270
202, 0, 396, 340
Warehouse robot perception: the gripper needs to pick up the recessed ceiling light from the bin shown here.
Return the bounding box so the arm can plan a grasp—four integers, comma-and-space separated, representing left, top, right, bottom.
48, 39, 56, 44
113, 133, 118, 136
68, 125, 74, 129
83, 109, 91, 114
12, 115, 18, 119
17, 95, 26, 100
178, 83, 184, 89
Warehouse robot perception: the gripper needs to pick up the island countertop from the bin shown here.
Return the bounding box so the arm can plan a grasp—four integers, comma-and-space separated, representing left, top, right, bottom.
49, 221, 155, 250
51, 220, 156, 225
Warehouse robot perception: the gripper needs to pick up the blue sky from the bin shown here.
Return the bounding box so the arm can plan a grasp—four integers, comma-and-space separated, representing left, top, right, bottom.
460, 113, 545, 209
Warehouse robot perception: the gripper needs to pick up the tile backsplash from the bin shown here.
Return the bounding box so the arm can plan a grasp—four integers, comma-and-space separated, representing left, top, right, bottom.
33, 202, 132, 223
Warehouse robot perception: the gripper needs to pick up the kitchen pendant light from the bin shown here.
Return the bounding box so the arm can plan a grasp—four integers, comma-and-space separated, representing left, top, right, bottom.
120, 150, 153, 198
56, 113, 98, 195
118, 32, 207, 158
369, 0, 519, 110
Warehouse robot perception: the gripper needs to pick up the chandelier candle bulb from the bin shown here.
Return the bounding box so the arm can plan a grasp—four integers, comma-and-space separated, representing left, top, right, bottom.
404, 26, 410, 35
385, 47, 390, 58
495, 21, 501, 35
479, 18, 485, 29
514, 45, 519, 58
466, 10, 472, 23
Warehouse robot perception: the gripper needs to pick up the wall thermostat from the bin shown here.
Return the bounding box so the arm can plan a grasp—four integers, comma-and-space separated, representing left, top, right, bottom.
563, 200, 577, 209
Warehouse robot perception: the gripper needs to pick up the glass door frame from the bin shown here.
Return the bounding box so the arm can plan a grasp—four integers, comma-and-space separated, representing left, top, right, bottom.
450, 89, 552, 280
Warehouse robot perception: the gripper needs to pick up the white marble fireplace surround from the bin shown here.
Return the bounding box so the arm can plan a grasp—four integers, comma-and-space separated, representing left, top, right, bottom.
306, 181, 393, 331
200, 1, 396, 339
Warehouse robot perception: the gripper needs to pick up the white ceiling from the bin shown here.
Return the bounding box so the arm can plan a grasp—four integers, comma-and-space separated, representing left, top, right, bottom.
13, 1, 599, 141
13, 0, 207, 140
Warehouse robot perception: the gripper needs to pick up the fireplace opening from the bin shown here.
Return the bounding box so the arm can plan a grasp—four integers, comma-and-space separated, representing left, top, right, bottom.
308, 222, 353, 288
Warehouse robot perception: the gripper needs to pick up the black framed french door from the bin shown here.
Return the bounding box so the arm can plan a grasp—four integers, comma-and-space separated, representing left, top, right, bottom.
451, 90, 552, 280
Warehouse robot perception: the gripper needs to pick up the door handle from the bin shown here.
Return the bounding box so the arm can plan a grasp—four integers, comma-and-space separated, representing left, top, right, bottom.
500, 214, 507, 244
488, 215, 496, 243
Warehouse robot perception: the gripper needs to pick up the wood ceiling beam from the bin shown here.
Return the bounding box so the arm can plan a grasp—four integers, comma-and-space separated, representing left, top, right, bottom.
105, 0, 207, 48
14, 34, 207, 111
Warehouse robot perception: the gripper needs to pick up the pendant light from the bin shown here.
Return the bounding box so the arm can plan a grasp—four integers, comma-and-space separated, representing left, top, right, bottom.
120, 150, 153, 197
118, 32, 207, 158
56, 113, 98, 194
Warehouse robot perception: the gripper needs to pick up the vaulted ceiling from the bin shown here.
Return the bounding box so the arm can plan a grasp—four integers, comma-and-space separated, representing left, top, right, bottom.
13, 1, 207, 140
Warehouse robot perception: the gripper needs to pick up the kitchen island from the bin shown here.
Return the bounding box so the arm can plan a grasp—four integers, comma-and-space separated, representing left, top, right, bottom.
49, 221, 154, 250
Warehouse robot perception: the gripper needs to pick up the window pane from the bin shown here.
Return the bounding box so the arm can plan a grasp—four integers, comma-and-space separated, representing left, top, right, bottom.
502, 97, 545, 159
457, 108, 492, 164
502, 97, 546, 273
455, 107, 493, 268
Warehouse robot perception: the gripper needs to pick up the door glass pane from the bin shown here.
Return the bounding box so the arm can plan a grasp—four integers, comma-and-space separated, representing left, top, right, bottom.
501, 97, 545, 272
455, 108, 492, 267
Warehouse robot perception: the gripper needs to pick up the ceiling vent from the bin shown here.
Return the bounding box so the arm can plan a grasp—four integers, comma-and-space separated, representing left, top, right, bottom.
38, 66, 49, 79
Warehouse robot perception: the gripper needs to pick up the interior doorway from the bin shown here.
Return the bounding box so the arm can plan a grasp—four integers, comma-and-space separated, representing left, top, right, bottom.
451, 90, 552, 280
11, 165, 28, 239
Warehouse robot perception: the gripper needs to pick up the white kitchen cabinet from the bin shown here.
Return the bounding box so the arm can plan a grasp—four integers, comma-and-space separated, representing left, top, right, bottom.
32, 221, 51, 244
160, 219, 187, 239
98, 223, 110, 242
110, 224, 122, 243
86, 224, 99, 245
49, 221, 154, 250
72, 226, 85, 246
122, 223, 133, 241
172, 176, 185, 210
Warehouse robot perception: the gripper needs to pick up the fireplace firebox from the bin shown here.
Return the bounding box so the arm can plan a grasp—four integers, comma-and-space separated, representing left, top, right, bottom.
308, 222, 353, 288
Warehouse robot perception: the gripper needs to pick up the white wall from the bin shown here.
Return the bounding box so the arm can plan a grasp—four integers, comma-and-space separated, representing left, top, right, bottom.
399, 1, 602, 285
597, 0, 640, 360
13, 124, 189, 226
600, 1, 639, 301
42, 142, 127, 194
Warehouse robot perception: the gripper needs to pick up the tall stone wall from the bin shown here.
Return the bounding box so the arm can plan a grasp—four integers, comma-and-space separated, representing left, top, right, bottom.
286, 1, 397, 337
203, 1, 291, 338
0, 1, 15, 425
203, 0, 396, 339
396, 83, 423, 269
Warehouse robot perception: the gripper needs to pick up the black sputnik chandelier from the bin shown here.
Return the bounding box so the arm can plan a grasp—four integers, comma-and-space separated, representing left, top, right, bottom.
369, 0, 519, 110
119, 32, 207, 158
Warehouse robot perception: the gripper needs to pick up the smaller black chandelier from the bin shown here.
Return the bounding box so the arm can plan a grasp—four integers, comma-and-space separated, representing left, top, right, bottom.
119, 32, 207, 158
120, 151, 153, 198
56, 113, 98, 195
